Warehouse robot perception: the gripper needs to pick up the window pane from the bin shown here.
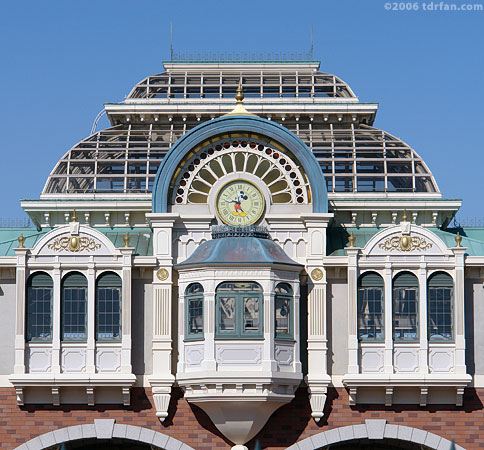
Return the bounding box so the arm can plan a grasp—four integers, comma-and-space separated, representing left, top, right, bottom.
358, 287, 383, 340
275, 297, 290, 336
428, 287, 453, 340
27, 287, 52, 340
219, 297, 236, 332
393, 287, 418, 340
188, 298, 203, 336
96, 287, 121, 340
243, 297, 260, 333
63, 287, 87, 340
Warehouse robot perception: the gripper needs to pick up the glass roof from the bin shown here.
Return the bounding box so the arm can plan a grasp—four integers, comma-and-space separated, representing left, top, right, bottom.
127, 70, 357, 100
42, 121, 438, 197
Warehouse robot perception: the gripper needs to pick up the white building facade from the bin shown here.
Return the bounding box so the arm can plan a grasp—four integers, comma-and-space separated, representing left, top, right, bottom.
0, 59, 483, 450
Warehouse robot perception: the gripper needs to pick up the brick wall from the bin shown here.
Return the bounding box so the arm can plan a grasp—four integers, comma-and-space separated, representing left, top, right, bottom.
2, 387, 483, 449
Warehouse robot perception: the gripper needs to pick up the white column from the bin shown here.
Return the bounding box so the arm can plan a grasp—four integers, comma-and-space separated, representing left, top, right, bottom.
453, 247, 467, 374
346, 247, 359, 374
262, 284, 276, 372
293, 278, 302, 372
51, 266, 61, 374
86, 265, 96, 373
13, 248, 28, 374
418, 261, 428, 373
146, 213, 178, 423
202, 278, 217, 371
383, 260, 393, 373
120, 247, 134, 374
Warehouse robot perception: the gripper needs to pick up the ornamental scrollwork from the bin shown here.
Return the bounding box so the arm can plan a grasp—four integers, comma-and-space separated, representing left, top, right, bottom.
47, 236, 101, 252
378, 234, 433, 252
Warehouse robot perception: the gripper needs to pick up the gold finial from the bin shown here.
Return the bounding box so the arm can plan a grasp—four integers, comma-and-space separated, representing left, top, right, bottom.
455, 232, 462, 248
235, 82, 244, 103
224, 82, 254, 116
123, 232, 131, 248
402, 209, 408, 222
72, 209, 78, 222
348, 232, 356, 248
17, 233, 25, 248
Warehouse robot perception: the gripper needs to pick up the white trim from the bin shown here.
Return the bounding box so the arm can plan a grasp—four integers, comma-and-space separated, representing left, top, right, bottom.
14, 420, 195, 450
285, 420, 465, 450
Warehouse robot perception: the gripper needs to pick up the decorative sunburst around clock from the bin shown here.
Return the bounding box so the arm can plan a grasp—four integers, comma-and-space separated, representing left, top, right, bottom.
216, 179, 265, 226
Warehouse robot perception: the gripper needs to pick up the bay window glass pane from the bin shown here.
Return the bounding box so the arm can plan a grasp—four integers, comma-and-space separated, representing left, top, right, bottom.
188, 298, 203, 336
96, 287, 121, 340
428, 287, 453, 340
27, 287, 52, 341
62, 287, 87, 340
358, 287, 383, 340
275, 297, 290, 336
393, 287, 418, 340
219, 297, 236, 332
243, 297, 260, 333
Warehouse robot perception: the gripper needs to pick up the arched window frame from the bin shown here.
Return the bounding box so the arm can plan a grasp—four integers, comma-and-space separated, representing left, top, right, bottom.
427, 272, 454, 342
26, 272, 53, 342
392, 271, 419, 342
61, 271, 88, 342
96, 271, 122, 342
357, 272, 384, 342
275, 283, 293, 340
185, 283, 204, 341
215, 281, 263, 339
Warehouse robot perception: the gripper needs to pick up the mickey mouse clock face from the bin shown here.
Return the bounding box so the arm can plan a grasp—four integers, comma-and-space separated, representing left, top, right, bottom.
216, 180, 265, 226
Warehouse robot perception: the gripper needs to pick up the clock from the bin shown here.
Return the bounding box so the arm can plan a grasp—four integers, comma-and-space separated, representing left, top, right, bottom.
216, 179, 265, 226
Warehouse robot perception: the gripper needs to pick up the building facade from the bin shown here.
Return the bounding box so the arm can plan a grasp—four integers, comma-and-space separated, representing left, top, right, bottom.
1, 59, 484, 450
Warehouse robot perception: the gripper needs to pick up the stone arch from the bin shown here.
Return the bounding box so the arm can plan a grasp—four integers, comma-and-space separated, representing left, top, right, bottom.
284, 420, 464, 450
152, 115, 328, 214
14, 419, 195, 450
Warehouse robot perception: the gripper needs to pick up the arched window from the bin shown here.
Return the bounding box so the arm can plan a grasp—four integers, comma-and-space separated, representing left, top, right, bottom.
393, 272, 419, 341
96, 272, 122, 341
26, 272, 53, 342
428, 272, 453, 341
357, 272, 384, 341
275, 283, 293, 339
62, 272, 88, 341
185, 283, 204, 340
216, 282, 263, 338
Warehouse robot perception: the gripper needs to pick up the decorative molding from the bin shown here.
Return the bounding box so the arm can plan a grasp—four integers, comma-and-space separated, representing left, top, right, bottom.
420, 387, 428, 407
348, 387, 357, 406
15, 388, 24, 406
309, 392, 327, 422
156, 268, 169, 281
47, 236, 101, 253
310, 268, 324, 281
378, 234, 432, 252
153, 387, 171, 423
122, 387, 131, 406
86, 387, 95, 406
385, 387, 393, 406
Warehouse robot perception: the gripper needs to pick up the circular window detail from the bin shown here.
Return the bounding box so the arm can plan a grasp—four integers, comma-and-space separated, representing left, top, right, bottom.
170, 136, 310, 207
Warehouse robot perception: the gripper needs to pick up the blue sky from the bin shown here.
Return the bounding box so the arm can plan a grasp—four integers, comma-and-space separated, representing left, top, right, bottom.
0, 0, 483, 221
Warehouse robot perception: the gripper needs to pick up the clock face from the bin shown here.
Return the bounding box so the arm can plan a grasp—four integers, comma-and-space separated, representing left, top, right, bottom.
216, 180, 265, 226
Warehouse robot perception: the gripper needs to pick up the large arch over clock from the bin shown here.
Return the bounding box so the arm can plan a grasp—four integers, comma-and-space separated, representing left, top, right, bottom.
152, 115, 328, 213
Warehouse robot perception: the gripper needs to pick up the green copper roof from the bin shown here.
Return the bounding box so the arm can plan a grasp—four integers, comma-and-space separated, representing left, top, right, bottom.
327, 227, 484, 257
0, 228, 153, 257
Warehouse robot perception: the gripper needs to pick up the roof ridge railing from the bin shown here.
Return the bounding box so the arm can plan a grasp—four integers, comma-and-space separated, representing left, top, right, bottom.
211, 225, 270, 239
165, 51, 317, 64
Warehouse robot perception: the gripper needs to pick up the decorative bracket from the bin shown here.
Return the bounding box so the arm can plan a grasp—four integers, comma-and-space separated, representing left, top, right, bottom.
86, 387, 95, 406
385, 387, 394, 407
122, 387, 131, 406
308, 385, 328, 422
15, 388, 24, 406
420, 387, 428, 407
456, 387, 465, 407
348, 387, 357, 406
153, 386, 172, 422
52, 387, 60, 406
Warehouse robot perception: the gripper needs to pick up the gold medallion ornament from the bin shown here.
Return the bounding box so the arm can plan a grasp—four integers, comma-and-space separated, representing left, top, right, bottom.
156, 268, 169, 281
311, 268, 324, 281
216, 179, 265, 226
378, 234, 432, 252
47, 236, 101, 252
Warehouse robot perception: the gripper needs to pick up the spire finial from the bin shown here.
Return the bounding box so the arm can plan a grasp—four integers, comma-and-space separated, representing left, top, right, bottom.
224, 82, 254, 116
455, 232, 463, 248
348, 232, 356, 248
402, 209, 408, 222
17, 233, 25, 248
72, 209, 78, 222
235, 82, 244, 103
123, 232, 131, 248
